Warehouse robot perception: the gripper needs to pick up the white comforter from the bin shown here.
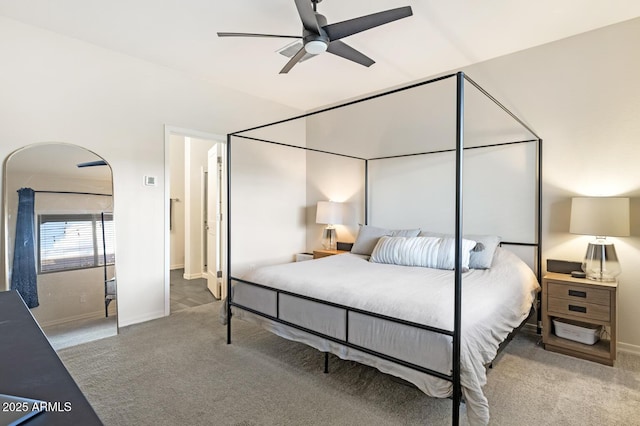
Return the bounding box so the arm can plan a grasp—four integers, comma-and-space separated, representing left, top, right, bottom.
228, 247, 539, 425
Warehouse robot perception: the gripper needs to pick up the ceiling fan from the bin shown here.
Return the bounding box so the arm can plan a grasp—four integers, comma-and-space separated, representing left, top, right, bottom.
218, 0, 413, 74
77, 160, 107, 168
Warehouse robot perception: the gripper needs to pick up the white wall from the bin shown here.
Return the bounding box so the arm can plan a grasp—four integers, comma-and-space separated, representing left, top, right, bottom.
229, 137, 307, 276
169, 134, 185, 270
34, 265, 117, 326
0, 17, 302, 327
305, 151, 365, 251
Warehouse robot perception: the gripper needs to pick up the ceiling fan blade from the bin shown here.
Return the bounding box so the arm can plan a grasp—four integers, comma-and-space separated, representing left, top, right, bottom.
327, 41, 374, 67
217, 32, 301, 39
279, 45, 309, 74
77, 160, 107, 168
323, 6, 413, 41
294, 0, 320, 33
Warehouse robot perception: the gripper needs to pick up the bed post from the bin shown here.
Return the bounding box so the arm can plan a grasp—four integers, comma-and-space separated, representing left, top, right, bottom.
364, 159, 369, 225
452, 71, 465, 426
536, 138, 543, 333
226, 133, 232, 345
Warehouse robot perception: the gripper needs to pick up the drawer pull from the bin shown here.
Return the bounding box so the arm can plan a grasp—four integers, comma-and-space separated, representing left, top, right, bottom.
568, 305, 587, 313
568, 290, 587, 298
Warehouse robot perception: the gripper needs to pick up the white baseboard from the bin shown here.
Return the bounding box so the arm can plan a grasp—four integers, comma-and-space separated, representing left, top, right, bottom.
118, 309, 166, 328
170, 264, 185, 270
182, 272, 204, 280
39, 310, 106, 328
618, 342, 640, 356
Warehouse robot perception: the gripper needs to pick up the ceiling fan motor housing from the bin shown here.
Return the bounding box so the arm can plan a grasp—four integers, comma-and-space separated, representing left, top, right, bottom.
303, 13, 329, 54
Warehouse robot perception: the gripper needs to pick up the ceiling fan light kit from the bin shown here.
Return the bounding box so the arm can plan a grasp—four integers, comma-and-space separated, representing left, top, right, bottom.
218, 0, 413, 74
304, 40, 328, 54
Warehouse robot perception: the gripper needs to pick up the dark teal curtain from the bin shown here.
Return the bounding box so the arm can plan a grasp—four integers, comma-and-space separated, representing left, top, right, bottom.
11, 188, 39, 308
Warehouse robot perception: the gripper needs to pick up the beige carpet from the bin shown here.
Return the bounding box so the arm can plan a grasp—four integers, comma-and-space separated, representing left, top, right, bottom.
58, 301, 640, 425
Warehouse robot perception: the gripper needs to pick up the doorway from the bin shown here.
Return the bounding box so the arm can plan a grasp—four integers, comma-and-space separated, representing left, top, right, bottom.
164, 127, 226, 315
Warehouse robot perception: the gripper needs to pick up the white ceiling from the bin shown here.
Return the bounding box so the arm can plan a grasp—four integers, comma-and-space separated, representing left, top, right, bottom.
1, 0, 640, 110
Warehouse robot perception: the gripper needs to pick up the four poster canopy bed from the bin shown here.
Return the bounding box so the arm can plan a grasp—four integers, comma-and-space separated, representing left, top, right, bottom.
223, 72, 542, 425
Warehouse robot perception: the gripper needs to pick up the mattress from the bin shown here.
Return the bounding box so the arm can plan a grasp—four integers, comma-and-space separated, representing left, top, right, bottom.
224, 247, 539, 425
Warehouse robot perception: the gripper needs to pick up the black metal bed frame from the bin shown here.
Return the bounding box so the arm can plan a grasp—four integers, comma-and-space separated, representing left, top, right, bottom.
225, 71, 542, 425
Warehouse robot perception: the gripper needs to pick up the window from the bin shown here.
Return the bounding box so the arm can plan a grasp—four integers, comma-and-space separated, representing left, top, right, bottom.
38, 213, 114, 274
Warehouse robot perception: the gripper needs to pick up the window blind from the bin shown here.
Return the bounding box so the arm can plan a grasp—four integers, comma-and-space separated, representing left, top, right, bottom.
38, 213, 115, 273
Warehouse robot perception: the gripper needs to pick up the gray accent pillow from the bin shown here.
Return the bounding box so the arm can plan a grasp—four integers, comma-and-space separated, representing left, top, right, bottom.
351, 225, 420, 256
418, 231, 501, 269
466, 234, 501, 269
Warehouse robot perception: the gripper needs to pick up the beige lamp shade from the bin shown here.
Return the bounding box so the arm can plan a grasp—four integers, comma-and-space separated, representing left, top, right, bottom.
316, 201, 343, 225
569, 197, 630, 237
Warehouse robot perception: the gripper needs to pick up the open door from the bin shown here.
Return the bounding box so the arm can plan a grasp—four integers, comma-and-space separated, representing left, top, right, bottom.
206, 144, 223, 298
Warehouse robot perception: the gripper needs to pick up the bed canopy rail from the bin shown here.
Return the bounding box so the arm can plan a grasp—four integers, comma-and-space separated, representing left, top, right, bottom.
225, 71, 542, 426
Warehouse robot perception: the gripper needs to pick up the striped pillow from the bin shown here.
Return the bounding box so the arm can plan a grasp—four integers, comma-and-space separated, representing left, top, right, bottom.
369, 236, 477, 271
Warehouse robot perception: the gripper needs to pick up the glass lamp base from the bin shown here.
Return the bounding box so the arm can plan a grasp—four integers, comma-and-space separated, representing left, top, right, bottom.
582, 241, 620, 283
585, 273, 617, 282
321, 227, 337, 250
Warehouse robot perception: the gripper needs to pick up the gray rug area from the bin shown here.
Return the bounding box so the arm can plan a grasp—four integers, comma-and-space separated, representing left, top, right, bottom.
58, 301, 640, 425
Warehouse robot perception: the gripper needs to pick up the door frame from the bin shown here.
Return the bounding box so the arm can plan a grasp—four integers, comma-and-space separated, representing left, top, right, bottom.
205, 144, 225, 299
164, 126, 226, 317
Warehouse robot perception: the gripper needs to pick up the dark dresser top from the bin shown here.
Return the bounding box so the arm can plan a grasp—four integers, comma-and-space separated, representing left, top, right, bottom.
0, 290, 102, 425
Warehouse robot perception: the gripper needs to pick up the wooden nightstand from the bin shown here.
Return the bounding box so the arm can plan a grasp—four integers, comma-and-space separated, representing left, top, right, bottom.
542, 273, 617, 366
313, 249, 349, 259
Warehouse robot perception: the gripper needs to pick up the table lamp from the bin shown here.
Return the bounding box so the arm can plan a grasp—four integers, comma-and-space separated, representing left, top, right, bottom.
316, 201, 343, 250
569, 197, 630, 282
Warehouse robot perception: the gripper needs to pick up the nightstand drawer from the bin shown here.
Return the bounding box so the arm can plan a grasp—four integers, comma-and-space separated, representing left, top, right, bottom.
547, 296, 610, 322
547, 281, 610, 306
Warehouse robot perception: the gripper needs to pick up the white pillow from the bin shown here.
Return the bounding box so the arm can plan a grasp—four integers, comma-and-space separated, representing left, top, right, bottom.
370, 236, 477, 271
350, 225, 420, 256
